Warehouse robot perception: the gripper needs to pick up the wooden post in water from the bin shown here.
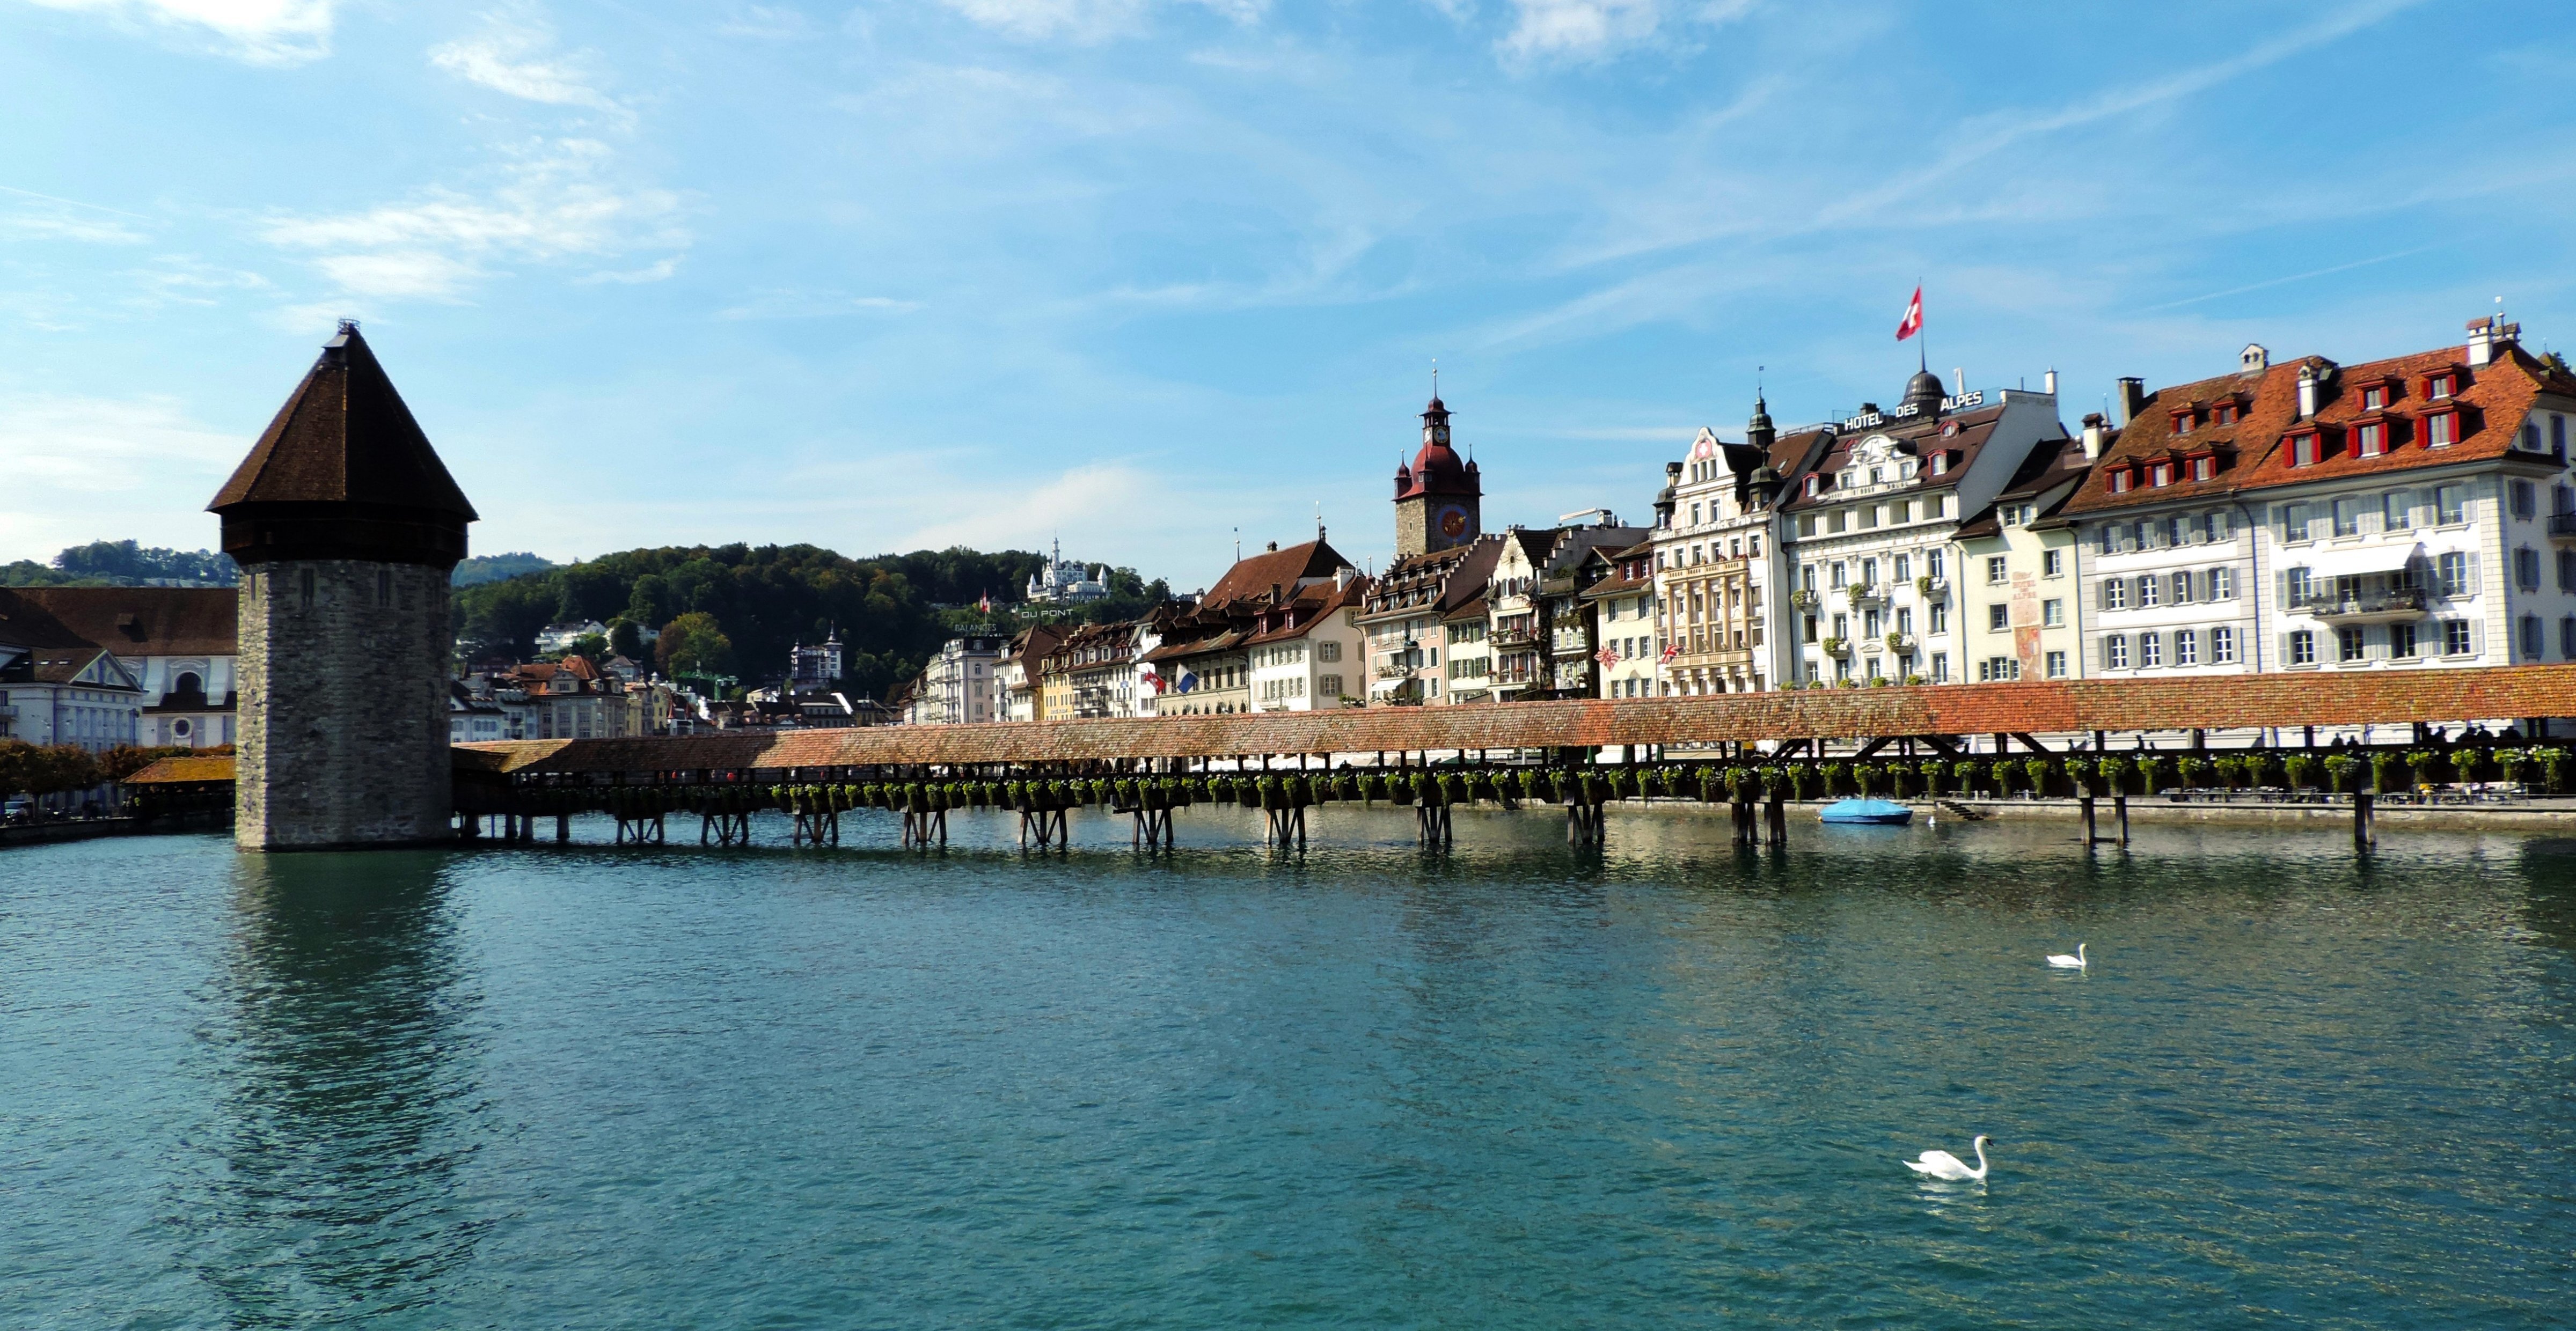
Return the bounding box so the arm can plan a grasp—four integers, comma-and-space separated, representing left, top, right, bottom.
2080, 795, 2097, 849
2113, 794, 2129, 847
2354, 790, 2375, 851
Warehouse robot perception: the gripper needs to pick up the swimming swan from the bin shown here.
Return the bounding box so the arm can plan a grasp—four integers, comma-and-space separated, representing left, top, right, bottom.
1905, 1135, 1992, 1182
2046, 943, 2087, 970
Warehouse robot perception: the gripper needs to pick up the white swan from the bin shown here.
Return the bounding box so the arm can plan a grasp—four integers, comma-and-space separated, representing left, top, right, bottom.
1905, 1135, 1992, 1182
2046, 943, 2087, 970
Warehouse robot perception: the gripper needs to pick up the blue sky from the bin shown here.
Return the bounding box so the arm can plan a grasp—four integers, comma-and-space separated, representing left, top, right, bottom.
4, 0, 2572, 590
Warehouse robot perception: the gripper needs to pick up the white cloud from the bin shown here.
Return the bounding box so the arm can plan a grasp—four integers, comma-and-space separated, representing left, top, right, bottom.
21, 0, 336, 65
0, 393, 243, 560
934, 0, 1261, 43
716, 4, 814, 39
429, 9, 627, 119
716, 290, 923, 319
892, 461, 1175, 552
261, 138, 682, 301
1499, 0, 1663, 60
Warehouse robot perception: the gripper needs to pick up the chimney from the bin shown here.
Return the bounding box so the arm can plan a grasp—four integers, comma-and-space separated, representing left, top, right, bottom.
2080, 412, 2110, 460
2467, 314, 2521, 367
2114, 377, 2147, 426
1334, 565, 1354, 592
2043, 369, 2058, 396
2296, 362, 2321, 418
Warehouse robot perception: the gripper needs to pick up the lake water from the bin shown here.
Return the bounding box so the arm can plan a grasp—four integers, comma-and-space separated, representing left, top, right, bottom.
4, 808, 2573, 1328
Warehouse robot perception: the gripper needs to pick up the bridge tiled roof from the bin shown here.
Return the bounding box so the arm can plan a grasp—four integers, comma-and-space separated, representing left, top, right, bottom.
448, 664, 2576, 773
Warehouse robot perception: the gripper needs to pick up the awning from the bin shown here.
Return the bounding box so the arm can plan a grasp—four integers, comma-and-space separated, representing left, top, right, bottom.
2297, 542, 2421, 580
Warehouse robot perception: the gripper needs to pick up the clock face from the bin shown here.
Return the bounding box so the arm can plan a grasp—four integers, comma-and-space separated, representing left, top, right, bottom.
1436, 504, 1472, 541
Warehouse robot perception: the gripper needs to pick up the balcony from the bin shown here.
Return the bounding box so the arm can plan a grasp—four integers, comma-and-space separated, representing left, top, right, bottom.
1788, 588, 1820, 610
1883, 631, 1914, 653
2550, 513, 2576, 539
2292, 586, 2428, 623
1916, 576, 1948, 599
1372, 659, 1418, 680
1845, 584, 1884, 608
1492, 624, 1540, 646
1821, 636, 1852, 657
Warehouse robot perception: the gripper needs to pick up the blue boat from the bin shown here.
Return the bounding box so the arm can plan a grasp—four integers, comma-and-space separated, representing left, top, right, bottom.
1819, 797, 1913, 825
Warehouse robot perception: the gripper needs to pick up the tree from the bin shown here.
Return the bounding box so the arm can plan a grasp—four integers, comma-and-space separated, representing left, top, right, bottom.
608, 619, 644, 659
657, 611, 736, 676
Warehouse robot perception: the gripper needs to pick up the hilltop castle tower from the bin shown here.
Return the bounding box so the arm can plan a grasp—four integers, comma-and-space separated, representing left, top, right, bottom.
1392, 392, 1481, 557
210, 322, 478, 849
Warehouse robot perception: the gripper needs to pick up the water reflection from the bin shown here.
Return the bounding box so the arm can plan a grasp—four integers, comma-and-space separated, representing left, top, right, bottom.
187, 851, 485, 1328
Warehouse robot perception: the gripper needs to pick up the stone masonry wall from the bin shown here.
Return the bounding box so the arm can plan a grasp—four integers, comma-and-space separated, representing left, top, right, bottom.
236, 558, 452, 849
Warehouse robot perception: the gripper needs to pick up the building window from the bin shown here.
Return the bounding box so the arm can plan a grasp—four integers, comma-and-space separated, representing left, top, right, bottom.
2042, 650, 2065, 679
1831, 562, 1847, 589
2287, 630, 2315, 666
2435, 484, 2465, 524
2102, 579, 2127, 611
2355, 422, 2386, 457
2288, 433, 2319, 467
2338, 626, 2366, 663
2284, 503, 2312, 541
2190, 455, 2215, 482
2103, 635, 2128, 670
2560, 549, 2576, 593
2443, 619, 2473, 656
2171, 409, 2194, 434
2563, 616, 2576, 660
2210, 566, 2234, 599
2427, 411, 2458, 447
2168, 571, 2191, 604
2140, 632, 2162, 667
2043, 549, 2062, 577
1928, 602, 1948, 634
298, 568, 316, 611
1929, 652, 1948, 682
2516, 547, 2541, 591
2439, 551, 2470, 598
2138, 575, 2160, 608
2041, 599, 2063, 627
2429, 373, 2455, 399
2391, 622, 2418, 659
377, 570, 392, 608
1986, 604, 2009, 631
2361, 385, 2387, 410
2149, 462, 2172, 487
2333, 496, 2363, 537
2210, 625, 2235, 664
2512, 480, 2538, 519
1986, 556, 2008, 584
2109, 469, 2132, 493
2520, 615, 2544, 660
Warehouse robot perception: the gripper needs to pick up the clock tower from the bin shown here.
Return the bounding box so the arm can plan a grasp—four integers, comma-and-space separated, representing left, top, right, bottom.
1392, 392, 1482, 557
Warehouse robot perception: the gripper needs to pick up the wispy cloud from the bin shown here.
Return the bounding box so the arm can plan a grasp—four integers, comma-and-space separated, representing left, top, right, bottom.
430, 8, 627, 120
21, 0, 337, 65
1499, 0, 1756, 62
934, 0, 1263, 43
2145, 245, 2451, 313
0, 392, 241, 560
715, 290, 923, 320
261, 138, 682, 300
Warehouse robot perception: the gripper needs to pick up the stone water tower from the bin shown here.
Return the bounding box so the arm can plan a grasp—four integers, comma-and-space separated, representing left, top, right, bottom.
210, 322, 477, 849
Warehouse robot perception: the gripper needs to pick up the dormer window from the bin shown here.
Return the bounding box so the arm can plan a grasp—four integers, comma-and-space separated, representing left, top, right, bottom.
2355, 421, 2387, 457
2108, 468, 2133, 494
1804, 475, 1820, 497
2426, 409, 2459, 447
2287, 431, 2320, 467
2148, 462, 2173, 487
2212, 401, 2240, 426
2428, 372, 2456, 400
2361, 385, 2388, 410
1929, 452, 1949, 476
1868, 466, 1883, 484
2171, 409, 2194, 434
2190, 454, 2216, 482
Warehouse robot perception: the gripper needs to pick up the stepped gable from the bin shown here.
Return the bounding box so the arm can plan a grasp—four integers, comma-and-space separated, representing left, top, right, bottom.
209, 322, 478, 567
0, 587, 237, 656
2067, 339, 2576, 516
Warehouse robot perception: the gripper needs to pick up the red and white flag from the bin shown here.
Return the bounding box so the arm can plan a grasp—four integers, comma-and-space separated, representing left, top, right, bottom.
1595, 646, 1620, 666
1659, 642, 1680, 663
1895, 285, 1923, 341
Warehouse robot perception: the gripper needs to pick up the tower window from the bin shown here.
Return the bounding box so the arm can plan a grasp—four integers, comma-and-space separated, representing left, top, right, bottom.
378, 570, 392, 608
299, 568, 315, 611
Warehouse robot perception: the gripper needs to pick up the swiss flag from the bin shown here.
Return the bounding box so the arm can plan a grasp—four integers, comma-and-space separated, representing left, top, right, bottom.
1895, 285, 1923, 341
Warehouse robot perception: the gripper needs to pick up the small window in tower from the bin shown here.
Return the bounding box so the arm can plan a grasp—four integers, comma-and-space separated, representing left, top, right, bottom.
299, 568, 315, 611
377, 570, 392, 608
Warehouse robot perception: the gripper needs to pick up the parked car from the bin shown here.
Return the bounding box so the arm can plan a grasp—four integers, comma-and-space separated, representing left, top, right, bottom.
2, 796, 32, 822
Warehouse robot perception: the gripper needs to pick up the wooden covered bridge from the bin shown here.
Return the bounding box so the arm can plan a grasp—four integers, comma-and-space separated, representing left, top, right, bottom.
451, 664, 2576, 851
